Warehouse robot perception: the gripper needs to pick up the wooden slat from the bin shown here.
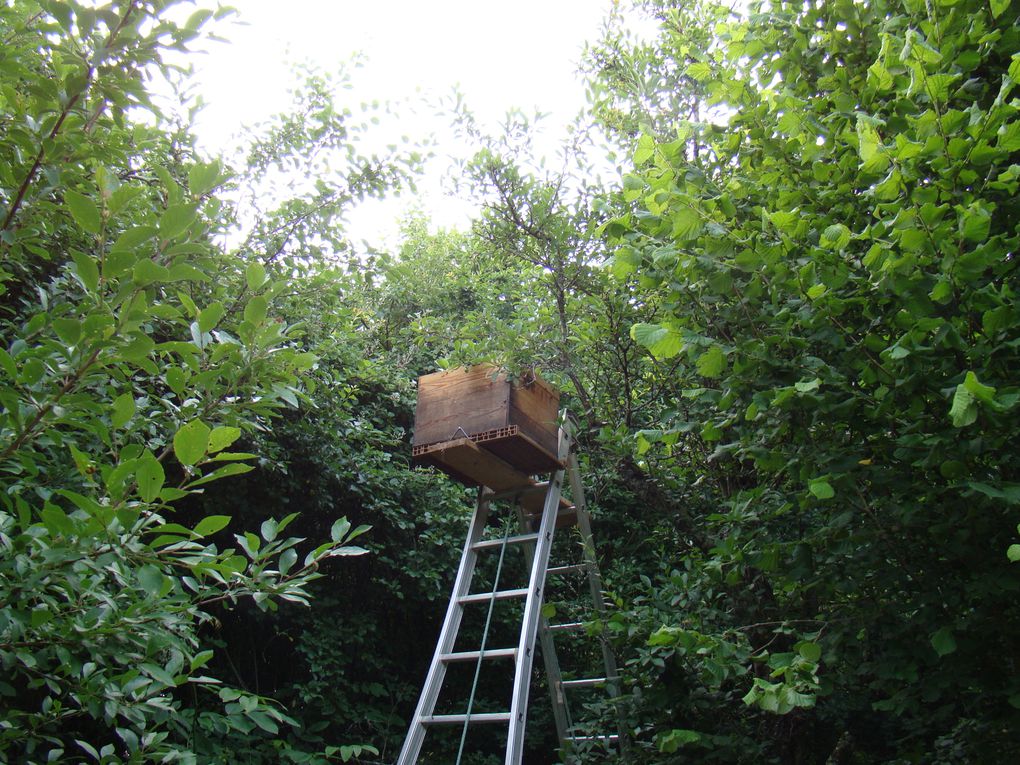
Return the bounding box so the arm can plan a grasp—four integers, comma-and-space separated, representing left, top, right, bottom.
413, 366, 509, 447
414, 438, 534, 491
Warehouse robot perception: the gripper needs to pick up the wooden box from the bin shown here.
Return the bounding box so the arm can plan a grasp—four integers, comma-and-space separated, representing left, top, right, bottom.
412, 365, 563, 481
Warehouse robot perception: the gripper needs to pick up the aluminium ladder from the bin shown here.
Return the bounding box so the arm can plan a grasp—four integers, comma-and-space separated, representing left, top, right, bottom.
397, 418, 625, 764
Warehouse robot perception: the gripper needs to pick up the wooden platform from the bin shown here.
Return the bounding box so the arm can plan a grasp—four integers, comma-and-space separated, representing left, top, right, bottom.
414, 437, 575, 525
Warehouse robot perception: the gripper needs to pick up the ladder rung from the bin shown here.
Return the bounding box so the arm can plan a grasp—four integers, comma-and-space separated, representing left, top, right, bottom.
562, 677, 606, 689
472, 533, 539, 550
546, 563, 588, 577
440, 648, 517, 662
459, 588, 529, 605
547, 621, 585, 633
421, 712, 511, 725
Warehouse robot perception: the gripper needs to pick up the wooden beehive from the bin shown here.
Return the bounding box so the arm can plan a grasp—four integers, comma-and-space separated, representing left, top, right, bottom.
412, 365, 563, 486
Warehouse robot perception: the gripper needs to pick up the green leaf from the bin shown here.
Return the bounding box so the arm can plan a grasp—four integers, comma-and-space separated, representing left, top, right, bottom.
137, 565, 165, 598
71, 251, 100, 292
279, 548, 298, 574
173, 419, 211, 466
930, 626, 956, 657
133, 259, 170, 286
962, 370, 995, 403
631, 323, 684, 359
856, 116, 881, 163
331, 517, 351, 543
111, 393, 135, 429
0, 348, 16, 380
188, 462, 253, 487
198, 302, 225, 333
990, 0, 1010, 18
53, 317, 81, 345
208, 426, 241, 453
159, 203, 197, 240
245, 262, 267, 291
671, 207, 703, 240
696, 346, 725, 378
193, 515, 231, 537
949, 384, 977, 428
65, 190, 102, 234
1007, 544, 1020, 562
188, 160, 222, 196
136, 457, 164, 503
798, 641, 822, 662
243, 295, 268, 325
820, 223, 851, 250
960, 206, 991, 243
658, 728, 702, 753
809, 478, 835, 499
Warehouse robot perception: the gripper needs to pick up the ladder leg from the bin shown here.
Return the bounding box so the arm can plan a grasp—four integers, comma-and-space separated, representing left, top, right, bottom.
515, 507, 571, 749
567, 453, 629, 754
505, 426, 571, 764
397, 489, 492, 765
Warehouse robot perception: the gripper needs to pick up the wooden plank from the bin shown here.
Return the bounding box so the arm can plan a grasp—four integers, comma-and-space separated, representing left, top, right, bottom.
480, 429, 563, 474
413, 438, 534, 491
509, 375, 560, 458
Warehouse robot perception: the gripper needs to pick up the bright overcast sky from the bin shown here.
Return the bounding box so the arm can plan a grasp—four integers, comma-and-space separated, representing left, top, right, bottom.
185, 0, 615, 248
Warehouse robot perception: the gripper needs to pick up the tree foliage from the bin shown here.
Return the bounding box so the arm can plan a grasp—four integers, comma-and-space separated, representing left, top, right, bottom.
596, 0, 1020, 760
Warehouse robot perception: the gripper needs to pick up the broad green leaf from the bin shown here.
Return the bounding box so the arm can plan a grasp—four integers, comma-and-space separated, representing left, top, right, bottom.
279, 548, 298, 575
798, 642, 822, 662
696, 346, 725, 378
158, 203, 197, 240
173, 419, 211, 466
856, 116, 881, 162
949, 384, 977, 427
261, 519, 278, 542
0, 348, 16, 380
930, 627, 956, 657
53, 318, 81, 345
809, 478, 835, 499
111, 393, 135, 429
193, 515, 231, 537
65, 190, 102, 234
188, 160, 222, 196
1008, 544, 1020, 562
208, 426, 241, 453
244, 295, 268, 325
962, 370, 995, 403
331, 517, 351, 543
820, 223, 850, 250
631, 323, 684, 359
137, 565, 165, 598
136, 457, 164, 503
990, 0, 1009, 17
133, 259, 170, 286
671, 207, 703, 240
71, 251, 100, 292
634, 133, 655, 165
166, 367, 186, 395
960, 206, 991, 243
245, 262, 267, 290
198, 302, 225, 333
188, 462, 253, 487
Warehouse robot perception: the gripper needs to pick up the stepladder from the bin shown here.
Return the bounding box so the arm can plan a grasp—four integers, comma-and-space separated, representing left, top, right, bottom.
397, 417, 626, 764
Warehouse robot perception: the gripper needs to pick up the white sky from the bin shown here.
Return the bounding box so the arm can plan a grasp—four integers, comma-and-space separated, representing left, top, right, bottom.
185, 0, 615, 249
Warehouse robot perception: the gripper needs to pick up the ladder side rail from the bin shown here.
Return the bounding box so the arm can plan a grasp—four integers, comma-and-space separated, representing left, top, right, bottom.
567, 452, 630, 753
397, 489, 492, 765
514, 507, 571, 749
505, 424, 572, 764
